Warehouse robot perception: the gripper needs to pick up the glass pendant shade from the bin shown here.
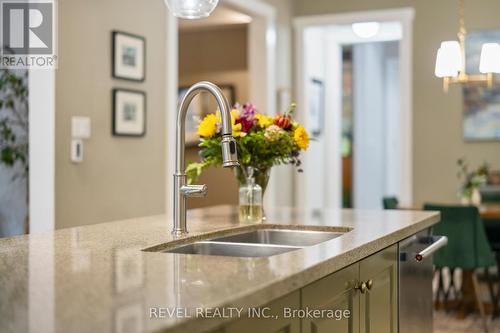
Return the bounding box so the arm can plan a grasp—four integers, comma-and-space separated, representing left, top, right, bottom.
479, 43, 500, 73
165, 0, 219, 19
434, 41, 462, 77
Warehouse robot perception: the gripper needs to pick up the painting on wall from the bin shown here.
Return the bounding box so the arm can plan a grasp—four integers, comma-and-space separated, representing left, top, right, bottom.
463, 30, 500, 141
179, 84, 236, 146
112, 89, 146, 137
112, 31, 145, 82
308, 78, 324, 137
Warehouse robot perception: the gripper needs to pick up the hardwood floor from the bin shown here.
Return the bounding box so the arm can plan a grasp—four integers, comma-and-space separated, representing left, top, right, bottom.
434, 311, 500, 333
433, 269, 500, 332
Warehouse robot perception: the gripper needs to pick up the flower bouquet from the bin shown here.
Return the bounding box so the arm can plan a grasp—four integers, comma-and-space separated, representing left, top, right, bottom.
186, 102, 310, 199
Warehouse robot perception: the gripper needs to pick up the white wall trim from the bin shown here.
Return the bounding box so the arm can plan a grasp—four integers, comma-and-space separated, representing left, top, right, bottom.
294, 7, 415, 208
293, 8, 415, 29
165, 10, 178, 221
29, 69, 55, 232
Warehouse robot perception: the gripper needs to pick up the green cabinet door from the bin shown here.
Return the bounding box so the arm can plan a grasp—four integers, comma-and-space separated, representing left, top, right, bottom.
359, 244, 398, 333
301, 263, 360, 333
223, 290, 301, 333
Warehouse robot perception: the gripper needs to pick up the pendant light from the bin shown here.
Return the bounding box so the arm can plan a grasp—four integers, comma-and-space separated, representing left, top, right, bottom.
434, 0, 500, 92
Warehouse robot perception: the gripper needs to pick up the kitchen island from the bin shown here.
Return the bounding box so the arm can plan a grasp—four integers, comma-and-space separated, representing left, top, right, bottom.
0, 206, 439, 333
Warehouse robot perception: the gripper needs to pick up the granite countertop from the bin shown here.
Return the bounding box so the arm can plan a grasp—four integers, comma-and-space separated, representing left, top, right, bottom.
0, 205, 439, 333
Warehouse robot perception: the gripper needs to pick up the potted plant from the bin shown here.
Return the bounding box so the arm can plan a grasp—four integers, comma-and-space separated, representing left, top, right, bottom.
0, 69, 29, 233
456, 158, 488, 205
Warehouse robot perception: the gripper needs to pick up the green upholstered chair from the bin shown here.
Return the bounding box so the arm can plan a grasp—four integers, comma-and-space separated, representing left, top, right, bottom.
382, 196, 399, 210
480, 186, 500, 203
424, 204, 495, 329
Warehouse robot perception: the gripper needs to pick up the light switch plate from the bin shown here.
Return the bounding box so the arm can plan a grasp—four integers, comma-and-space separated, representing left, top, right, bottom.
72, 116, 91, 139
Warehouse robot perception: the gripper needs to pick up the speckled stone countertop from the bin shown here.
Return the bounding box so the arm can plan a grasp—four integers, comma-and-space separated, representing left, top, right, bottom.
0, 205, 439, 333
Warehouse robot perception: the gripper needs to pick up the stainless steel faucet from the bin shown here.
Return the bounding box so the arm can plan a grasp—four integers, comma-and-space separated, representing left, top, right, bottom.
172, 81, 239, 236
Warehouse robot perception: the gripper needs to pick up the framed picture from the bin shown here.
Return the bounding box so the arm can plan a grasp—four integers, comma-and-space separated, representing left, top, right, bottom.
112, 89, 146, 137
463, 29, 500, 141
179, 84, 236, 146
308, 78, 324, 137
112, 31, 145, 81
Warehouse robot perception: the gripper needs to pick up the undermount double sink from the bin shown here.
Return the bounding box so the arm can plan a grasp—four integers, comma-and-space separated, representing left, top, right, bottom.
152, 229, 346, 258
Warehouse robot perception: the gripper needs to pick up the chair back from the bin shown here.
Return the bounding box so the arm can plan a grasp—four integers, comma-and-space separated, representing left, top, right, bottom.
424, 203, 495, 269
480, 185, 500, 203
382, 196, 399, 209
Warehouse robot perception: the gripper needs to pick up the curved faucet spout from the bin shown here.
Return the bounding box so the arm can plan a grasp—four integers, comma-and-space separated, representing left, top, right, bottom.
173, 81, 239, 236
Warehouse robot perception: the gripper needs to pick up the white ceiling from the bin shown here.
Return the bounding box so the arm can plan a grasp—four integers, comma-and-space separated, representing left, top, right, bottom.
178, 5, 252, 31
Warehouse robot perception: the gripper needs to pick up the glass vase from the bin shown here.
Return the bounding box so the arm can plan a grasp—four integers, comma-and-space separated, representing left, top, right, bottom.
235, 166, 271, 220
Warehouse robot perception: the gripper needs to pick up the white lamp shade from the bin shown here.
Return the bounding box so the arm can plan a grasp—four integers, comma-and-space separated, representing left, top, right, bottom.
435, 41, 462, 78
165, 0, 219, 19
479, 43, 500, 73
351, 22, 380, 39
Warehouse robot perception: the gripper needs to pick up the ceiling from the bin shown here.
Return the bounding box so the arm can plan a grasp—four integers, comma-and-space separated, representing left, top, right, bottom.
178, 5, 252, 31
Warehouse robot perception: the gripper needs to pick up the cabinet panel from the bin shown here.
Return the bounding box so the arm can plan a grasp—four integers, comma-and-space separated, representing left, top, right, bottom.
359, 244, 398, 333
301, 263, 360, 333
223, 290, 300, 333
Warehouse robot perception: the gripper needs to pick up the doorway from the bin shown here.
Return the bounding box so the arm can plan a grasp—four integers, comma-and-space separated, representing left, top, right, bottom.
165, 0, 278, 215
178, 4, 251, 208
294, 8, 414, 210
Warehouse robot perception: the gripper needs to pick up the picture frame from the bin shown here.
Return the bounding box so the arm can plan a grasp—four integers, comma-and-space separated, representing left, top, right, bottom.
308, 78, 325, 137
112, 89, 146, 137
179, 84, 236, 146
463, 29, 500, 141
112, 31, 145, 82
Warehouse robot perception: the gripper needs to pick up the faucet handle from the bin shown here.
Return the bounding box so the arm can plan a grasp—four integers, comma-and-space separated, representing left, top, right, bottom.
180, 184, 208, 198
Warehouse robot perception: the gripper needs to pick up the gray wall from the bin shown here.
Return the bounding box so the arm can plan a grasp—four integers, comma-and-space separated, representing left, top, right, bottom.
55, 0, 167, 228
293, 0, 500, 204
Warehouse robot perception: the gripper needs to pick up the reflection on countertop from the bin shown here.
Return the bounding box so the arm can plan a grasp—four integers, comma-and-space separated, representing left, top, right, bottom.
0, 205, 439, 333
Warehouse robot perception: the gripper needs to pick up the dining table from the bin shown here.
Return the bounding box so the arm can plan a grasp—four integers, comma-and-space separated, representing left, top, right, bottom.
479, 204, 500, 219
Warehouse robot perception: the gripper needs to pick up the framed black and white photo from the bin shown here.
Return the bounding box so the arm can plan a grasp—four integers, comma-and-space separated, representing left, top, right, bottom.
112, 31, 145, 81
308, 78, 325, 137
112, 89, 146, 137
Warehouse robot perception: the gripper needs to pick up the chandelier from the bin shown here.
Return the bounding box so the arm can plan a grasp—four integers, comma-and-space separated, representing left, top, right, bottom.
434, 0, 500, 92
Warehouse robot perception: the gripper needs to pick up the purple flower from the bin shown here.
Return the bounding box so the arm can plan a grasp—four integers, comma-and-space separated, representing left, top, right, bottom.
234, 102, 258, 132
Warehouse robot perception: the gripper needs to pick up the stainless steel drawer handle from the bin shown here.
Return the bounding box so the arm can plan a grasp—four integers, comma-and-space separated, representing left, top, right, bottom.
415, 235, 448, 261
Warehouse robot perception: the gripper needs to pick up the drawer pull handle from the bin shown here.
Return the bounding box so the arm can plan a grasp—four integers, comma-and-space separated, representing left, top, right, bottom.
415, 236, 448, 261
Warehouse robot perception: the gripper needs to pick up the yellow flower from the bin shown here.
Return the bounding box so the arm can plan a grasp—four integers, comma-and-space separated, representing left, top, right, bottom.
215, 109, 244, 137
294, 125, 309, 150
255, 114, 273, 128
233, 123, 244, 137
197, 114, 218, 138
